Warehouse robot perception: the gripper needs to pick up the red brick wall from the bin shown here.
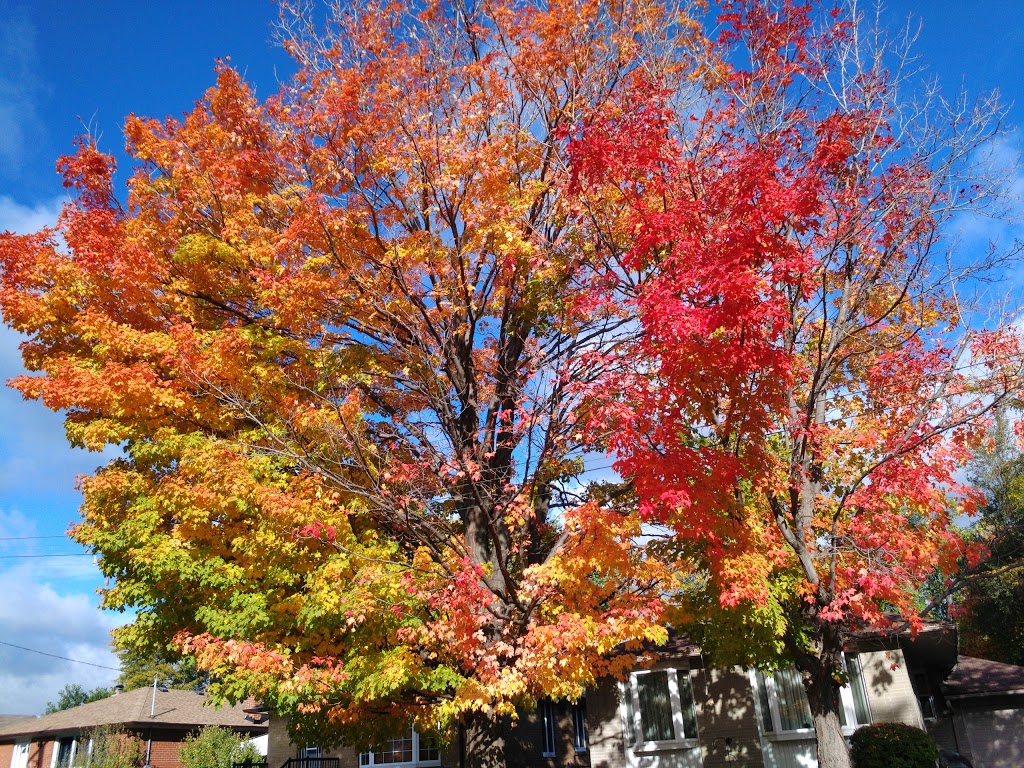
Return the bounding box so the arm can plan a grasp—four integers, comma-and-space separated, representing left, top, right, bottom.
0, 742, 13, 768
146, 732, 186, 768
25, 740, 52, 768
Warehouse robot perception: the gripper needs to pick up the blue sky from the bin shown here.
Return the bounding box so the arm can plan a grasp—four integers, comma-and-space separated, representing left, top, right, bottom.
0, 0, 1020, 715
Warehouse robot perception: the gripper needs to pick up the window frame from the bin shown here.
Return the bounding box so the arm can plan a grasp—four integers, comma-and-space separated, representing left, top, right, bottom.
540, 699, 557, 758
749, 654, 872, 742
357, 727, 441, 768
571, 699, 588, 753
620, 665, 701, 754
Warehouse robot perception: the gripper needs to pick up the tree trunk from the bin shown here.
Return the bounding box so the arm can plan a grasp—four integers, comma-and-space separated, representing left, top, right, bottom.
797, 629, 852, 768
806, 674, 851, 768
462, 710, 507, 768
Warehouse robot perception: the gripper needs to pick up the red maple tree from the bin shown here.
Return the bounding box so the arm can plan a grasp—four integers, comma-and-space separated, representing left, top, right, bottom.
569, 2, 1021, 765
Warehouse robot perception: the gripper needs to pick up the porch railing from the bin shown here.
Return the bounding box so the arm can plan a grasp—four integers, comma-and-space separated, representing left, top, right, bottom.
277, 757, 340, 768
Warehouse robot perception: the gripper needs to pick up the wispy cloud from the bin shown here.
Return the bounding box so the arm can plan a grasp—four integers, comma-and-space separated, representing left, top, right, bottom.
0, 1, 46, 179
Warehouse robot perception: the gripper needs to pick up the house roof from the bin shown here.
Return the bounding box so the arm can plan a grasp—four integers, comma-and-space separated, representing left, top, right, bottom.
943, 655, 1024, 699
0, 716, 34, 728
0, 688, 267, 740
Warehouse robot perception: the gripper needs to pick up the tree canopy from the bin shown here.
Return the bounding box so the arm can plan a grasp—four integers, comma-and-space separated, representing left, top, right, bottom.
1, 1, 1020, 767
44, 684, 112, 714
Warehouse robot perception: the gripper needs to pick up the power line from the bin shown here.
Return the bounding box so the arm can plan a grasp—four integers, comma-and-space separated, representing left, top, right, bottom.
0, 535, 70, 541
0, 640, 120, 671
0, 553, 92, 560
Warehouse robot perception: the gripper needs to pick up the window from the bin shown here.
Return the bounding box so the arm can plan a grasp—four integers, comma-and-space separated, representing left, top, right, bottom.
55, 738, 78, 768
571, 699, 588, 752
358, 727, 440, 767
621, 667, 700, 751
751, 654, 871, 737
911, 670, 937, 721
12, 742, 30, 768
540, 700, 557, 757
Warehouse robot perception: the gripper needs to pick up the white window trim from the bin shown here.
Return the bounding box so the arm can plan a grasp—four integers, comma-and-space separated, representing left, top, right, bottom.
749, 654, 872, 742
357, 727, 441, 767
620, 667, 700, 754
51, 737, 78, 768
12, 741, 31, 768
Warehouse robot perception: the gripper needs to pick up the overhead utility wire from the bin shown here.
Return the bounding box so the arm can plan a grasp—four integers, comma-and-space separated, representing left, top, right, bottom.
0, 535, 69, 541
0, 639, 120, 671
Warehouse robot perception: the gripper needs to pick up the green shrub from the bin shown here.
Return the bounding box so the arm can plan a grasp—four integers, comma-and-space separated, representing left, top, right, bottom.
72, 725, 143, 768
179, 726, 262, 768
851, 722, 938, 768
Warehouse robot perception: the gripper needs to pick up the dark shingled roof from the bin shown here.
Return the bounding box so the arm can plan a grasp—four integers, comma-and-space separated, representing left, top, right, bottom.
0, 688, 267, 740
943, 655, 1024, 699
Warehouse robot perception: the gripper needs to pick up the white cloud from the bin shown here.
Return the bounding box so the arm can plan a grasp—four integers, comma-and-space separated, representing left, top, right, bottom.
0, 195, 64, 235
0, 562, 125, 715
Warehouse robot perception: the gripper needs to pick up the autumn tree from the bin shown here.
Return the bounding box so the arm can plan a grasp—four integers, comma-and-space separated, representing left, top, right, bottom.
955, 411, 1024, 664
0, 1, 697, 764
569, 1, 1021, 766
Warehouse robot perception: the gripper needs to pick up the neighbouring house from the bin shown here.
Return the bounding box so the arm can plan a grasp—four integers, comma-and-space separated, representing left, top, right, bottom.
917, 654, 1024, 768
0, 686, 268, 768
265, 628, 946, 768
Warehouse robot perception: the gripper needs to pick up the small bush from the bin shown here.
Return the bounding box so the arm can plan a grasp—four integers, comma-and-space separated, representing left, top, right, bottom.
851, 722, 938, 768
179, 726, 262, 768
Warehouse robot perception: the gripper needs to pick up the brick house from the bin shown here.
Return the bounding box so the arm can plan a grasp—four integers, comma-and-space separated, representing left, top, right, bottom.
0, 687, 267, 768
265, 629, 941, 768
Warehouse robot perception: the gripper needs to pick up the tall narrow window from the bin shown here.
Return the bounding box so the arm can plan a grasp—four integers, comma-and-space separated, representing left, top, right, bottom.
623, 666, 701, 749
571, 699, 588, 752
846, 656, 872, 725
754, 670, 774, 733
676, 670, 698, 739
541, 700, 557, 757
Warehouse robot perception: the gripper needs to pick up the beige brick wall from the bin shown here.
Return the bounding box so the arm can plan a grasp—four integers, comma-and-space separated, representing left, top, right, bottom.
694, 666, 764, 768
265, 717, 294, 768
859, 649, 924, 728
584, 677, 626, 768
